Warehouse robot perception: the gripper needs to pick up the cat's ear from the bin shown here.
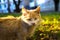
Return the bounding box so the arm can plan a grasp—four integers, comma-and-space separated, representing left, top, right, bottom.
22, 6, 27, 13
36, 6, 40, 11
35, 6, 40, 14
22, 7, 28, 16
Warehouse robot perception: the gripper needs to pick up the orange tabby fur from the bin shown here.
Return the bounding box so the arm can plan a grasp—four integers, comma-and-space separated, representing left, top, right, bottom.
0, 6, 41, 40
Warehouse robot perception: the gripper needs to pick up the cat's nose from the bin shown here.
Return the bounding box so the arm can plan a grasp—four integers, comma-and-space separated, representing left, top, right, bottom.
32, 23, 35, 25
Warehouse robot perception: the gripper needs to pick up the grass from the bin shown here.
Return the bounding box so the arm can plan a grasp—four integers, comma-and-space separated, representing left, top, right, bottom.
0, 12, 60, 40
0, 13, 22, 17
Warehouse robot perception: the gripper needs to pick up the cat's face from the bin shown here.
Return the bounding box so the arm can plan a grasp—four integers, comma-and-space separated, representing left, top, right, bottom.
21, 6, 41, 26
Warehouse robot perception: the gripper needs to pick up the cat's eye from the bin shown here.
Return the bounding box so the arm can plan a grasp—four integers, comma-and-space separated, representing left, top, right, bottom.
27, 19, 31, 21
34, 18, 37, 20
34, 11, 37, 13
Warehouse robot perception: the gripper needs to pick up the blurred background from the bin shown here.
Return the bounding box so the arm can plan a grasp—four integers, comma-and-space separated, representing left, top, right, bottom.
0, 0, 60, 40
0, 0, 60, 13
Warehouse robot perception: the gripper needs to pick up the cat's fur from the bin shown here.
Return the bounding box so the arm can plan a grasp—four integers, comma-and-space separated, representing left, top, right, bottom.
0, 6, 41, 40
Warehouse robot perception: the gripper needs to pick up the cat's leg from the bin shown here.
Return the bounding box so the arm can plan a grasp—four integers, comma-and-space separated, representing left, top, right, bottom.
17, 31, 27, 40
17, 34, 26, 40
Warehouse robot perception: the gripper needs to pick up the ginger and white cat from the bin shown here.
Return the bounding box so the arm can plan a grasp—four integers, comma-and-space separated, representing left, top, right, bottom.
0, 6, 41, 40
